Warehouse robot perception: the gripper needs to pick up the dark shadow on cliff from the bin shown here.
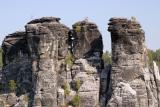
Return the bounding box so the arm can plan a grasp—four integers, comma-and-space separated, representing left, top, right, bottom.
1, 36, 34, 107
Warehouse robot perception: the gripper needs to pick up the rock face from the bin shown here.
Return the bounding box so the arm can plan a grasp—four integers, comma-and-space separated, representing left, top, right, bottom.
107, 18, 160, 107
1, 31, 32, 106
56, 20, 103, 107
72, 20, 103, 59
2, 31, 29, 65
26, 17, 69, 107
0, 17, 103, 107
0, 17, 160, 107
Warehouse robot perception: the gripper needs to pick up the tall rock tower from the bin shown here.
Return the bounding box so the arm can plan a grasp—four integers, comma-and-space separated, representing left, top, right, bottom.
25, 17, 69, 107
107, 18, 160, 107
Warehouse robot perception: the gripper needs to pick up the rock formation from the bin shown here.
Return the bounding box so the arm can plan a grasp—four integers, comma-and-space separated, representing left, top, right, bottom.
0, 17, 160, 107
0, 17, 103, 107
1, 31, 32, 107
72, 20, 103, 59
57, 20, 103, 107
107, 18, 160, 107
26, 17, 70, 107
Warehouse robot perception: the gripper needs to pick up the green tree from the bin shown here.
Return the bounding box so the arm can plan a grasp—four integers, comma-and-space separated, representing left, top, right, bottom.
8, 80, 17, 92
147, 49, 155, 66
147, 49, 160, 67
102, 51, 112, 64
154, 49, 160, 66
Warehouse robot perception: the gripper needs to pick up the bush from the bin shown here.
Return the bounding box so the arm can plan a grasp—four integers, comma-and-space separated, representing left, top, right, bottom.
63, 82, 70, 96
75, 79, 81, 92
102, 51, 112, 64
8, 80, 16, 92
70, 95, 80, 107
65, 52, 74, 67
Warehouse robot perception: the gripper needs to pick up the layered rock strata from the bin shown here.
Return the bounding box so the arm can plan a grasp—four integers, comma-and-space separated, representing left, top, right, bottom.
1, 31, 32, 107
0, 17, 160, 107
107, 18, 160, 107
57, 20, 103, 107
26, 17, 70, 107
0, 17, 103, 107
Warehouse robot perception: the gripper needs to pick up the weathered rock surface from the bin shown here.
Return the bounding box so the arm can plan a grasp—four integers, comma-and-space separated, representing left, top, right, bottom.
107, 18, 160, 107
1, 31, 32, 106
72, 20, 103, 59
2, 31, 29, 65
26, 17, 70, 107
0, 17, 103, 107
57, 20, 103, 107
0, 17, 160, 107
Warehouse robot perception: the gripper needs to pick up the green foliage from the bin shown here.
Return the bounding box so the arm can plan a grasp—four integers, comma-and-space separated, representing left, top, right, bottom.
63, 82, 70, 96
75, 79, 81, 91
75, 25, 81, 32
0, 48, 3, 68
154, 49, 160, 66
70, 94, 80, 107
8, 80, 17, 92
147, 49, 155, 66
65, 52, 74, 67
147, 49, 160, 67
102, 51, 112, 64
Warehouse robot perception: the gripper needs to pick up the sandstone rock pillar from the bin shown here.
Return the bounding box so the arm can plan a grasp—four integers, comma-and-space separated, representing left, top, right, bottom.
25, 17, 69, 107
107, 18, 148, 107
71, 20, 103, 107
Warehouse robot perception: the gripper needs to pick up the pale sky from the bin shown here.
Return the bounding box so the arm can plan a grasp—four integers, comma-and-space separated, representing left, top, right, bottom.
0, 0, 160, 51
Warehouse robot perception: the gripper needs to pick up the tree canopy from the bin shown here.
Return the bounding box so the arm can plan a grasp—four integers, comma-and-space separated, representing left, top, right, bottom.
148, 49, 160, 67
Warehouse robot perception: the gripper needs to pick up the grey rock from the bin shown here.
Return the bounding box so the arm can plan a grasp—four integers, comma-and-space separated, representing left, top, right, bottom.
72, 20, 103, 59
107, 18, 160, 107
26, 17, 69, 107
1, 17, 160, 107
